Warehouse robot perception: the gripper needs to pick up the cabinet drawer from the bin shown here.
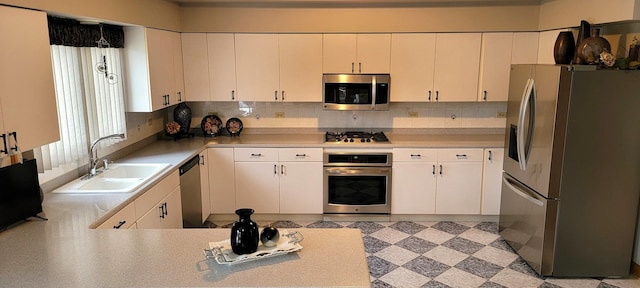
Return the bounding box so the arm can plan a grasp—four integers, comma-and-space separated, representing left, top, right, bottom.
279, 148, 322, 162
393, 149, 437, 162
135, 170, 179, 219
437, 148, 483, 162
97, 202, 136, 229
234, 148, 278, 162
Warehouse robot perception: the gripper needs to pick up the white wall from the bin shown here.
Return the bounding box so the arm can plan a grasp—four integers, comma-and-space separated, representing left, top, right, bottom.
538, 0, 640, 30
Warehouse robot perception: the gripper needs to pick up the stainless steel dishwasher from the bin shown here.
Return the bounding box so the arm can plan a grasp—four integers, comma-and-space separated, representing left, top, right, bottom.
179, 155, 203, 228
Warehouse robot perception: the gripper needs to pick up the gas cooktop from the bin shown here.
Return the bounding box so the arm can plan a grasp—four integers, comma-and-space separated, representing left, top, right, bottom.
324, 131, 390, 143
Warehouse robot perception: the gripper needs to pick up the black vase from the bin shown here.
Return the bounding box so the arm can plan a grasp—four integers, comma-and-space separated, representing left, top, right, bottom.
173, 102, 192, 135
572, 20, 591, 64
230, 208, 259, 255
554, 31, 575, 64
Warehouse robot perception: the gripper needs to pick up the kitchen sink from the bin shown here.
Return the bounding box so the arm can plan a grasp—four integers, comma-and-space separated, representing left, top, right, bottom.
53, 163, 171, 193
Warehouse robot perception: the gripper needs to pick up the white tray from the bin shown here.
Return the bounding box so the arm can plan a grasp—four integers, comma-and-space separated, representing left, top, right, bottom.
203, 230, 303, 265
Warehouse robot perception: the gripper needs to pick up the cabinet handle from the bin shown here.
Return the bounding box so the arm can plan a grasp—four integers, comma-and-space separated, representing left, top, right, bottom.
410, 154, 421, 158
274, 90, 278, 101
113, 221, 126, 229
295, 154, 306, 157
164, 202, 168, 216
178, 91, 182, 102
439, 164, 443, 175
435, 91, 439, 101
432, 164, 436, 175
351, 62, 355, 73
281, 90, 285, 101
200, 155, 205, 165
488, 150, 493, 161
159, 205, 165, 219
281, 164, 284, 175
0, 133, 7, 154
456, 154, 468, 158
428, 91, 432, 101
250, 153, 262, 157
274, 164, 277, 175
483, 90, 487, 101
9, 132, 17, 152
231, 90, 235, 100
358, 62, 362, 73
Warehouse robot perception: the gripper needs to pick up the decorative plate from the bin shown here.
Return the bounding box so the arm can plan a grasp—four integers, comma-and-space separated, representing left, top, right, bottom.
201, 115, 223, 137
226, 117, 243, 136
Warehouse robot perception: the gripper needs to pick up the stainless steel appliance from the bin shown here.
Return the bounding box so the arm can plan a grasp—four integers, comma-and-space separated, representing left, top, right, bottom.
324, 131, 390, 144
323, 151, 392, 214
179, 155, 203, 228
499, 64, 640, 277
323, 74, 390, 111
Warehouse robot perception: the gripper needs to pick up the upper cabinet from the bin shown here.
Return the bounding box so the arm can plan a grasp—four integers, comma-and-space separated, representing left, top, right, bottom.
323, 34, 391, 74
478, 33, 513, 102
124, 27, 184, 112
235, 34, 280, 102
512, 32, 539, 64
390, 33, 436, 102
0, 6, 59, 153
182, 33, 211, 101
279, 34, 323, 102
208, 34, 237, 101
433, 33, 482, 102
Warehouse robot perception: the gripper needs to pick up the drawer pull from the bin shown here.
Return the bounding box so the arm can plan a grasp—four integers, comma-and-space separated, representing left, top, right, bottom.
410, 154, 421, 157
250, 153, 263, 157
113, 221, 126, 229
295, 154, 306, 157
456, 154, 468, 158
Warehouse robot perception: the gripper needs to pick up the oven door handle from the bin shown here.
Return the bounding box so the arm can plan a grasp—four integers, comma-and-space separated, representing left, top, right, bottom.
324, 167, 391, 175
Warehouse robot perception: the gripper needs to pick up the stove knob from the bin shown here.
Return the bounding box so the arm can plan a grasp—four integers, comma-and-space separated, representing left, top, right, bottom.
344, 139, 348, 142
360, 138, 365, 142
366, 138, 371, 142
349, 139, 354, 142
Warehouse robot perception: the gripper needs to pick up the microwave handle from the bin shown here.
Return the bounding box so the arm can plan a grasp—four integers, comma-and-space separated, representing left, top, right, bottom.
371, 76, 377, 110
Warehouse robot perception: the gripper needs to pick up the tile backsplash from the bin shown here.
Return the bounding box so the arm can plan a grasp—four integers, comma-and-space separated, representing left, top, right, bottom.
182, 101, 507, 130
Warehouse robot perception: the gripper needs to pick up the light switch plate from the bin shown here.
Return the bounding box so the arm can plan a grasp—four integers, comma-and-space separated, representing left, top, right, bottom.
275, 112, 285, 118
408, 111, 419, 118
496, 112, 507, 118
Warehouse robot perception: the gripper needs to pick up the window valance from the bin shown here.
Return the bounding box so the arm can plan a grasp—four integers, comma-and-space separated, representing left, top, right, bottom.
47, 16, 124, 48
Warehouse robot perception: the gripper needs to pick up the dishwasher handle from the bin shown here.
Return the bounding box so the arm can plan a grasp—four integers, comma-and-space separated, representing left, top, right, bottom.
180, 155, 200, 176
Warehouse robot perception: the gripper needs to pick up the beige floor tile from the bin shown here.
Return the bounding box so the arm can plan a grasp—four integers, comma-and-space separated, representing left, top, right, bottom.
369, 227, 410, 244
490, 269, 544, 288
374, 245, 420, 266
378, 267, 431, 288
545, 278, 601, 288
423, 245, 468, 266
472, 245, 519, 267
413, 227, 455, 244
434, 267, 487, 288
458, 228, 500, 245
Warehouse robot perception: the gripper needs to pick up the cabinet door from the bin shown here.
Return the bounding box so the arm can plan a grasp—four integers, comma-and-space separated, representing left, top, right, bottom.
392, 162, 437, 214
208, 33, 237, 101
356, 34, 391, 73
434, 33, 482, 102
279, 162, 323, 214
436, 161, 482, 214
146, 28, 173, 110
182, 33, 210, 101
0, 6, 59, 151
96, 202, 136, 230
235, 34, 280, 101
137, 186, 183, 229
482, 148, 504, 215
512, 32, 539, 64
171, 32, 185, 104
390, 33, 436, 102
279, 34, 323, 102
479, 33, 513, 102
537, 30, 562, 64
208, 148, 236, 214
323, 34, 357, 73
199, 152, 211, 223
235, 162, 280, 213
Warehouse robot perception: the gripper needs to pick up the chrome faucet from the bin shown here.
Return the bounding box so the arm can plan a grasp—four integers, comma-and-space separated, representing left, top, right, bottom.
87, 133, 125, 177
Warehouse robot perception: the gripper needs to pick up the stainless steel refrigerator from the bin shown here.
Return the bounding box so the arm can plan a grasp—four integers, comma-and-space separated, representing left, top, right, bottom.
499, 64, 640, 277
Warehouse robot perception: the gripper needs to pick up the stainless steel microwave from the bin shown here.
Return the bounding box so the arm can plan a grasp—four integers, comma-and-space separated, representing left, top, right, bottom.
322, 74, 390, 111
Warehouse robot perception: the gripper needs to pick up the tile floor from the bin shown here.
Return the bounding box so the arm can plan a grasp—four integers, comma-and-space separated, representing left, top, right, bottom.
210, 220, 640, 288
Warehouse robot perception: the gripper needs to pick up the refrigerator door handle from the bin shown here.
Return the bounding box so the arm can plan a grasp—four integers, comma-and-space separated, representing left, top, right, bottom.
503, 175, 544, 207
517, 78, 536, 170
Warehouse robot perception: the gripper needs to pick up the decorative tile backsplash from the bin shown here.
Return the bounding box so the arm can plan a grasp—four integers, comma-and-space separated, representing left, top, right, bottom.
185, 101, 507, 130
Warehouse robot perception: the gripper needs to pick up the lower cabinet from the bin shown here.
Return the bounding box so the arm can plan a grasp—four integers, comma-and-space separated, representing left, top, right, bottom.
96, 202, 137, 229
208, 148, 236, 214
482, 148, 504, 215
199, 151, 211, 223
136, 186, 183, 229
392, 148, 483, 215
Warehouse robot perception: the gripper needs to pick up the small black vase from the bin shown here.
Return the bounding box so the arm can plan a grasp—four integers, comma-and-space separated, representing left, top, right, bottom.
554, 31, 575, 64
230, 208, 259, 255
173, 102, 192, 136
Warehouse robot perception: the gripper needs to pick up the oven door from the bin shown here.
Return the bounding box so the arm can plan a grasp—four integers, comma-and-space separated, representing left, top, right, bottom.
323, 167, 391, 214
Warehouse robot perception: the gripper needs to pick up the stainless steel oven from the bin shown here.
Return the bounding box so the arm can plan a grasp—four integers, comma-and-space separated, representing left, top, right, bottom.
323, 151, 392, 214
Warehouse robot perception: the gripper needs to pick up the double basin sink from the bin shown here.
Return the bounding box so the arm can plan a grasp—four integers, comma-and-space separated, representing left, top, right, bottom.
53, 163, 171, 193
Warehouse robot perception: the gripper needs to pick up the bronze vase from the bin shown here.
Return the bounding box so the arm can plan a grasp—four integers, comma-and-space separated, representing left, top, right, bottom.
554, 31, 575, 64
572, 20, 591, 64
576, 28, 611, 64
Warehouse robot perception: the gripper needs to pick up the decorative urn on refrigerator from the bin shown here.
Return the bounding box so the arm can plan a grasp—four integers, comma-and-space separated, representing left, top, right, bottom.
499, 64, 640, 277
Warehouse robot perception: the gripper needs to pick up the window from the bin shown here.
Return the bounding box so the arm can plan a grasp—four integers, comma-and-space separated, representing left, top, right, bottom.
34, 45, 127, 180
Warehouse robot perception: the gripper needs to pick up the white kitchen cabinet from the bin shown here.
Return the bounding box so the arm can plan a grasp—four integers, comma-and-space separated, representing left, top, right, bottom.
208, 148, 236, 214
199, 152, 211, 223
512, 32, 539, 64
136, 186, 183, 229
323, 34, 391, 73
482, 148, 504, 215
96, 202, 136, 230
537, 30, 563, 64
234, 148, 280, 213
435, 149, 483, 215
235, 34, 280, 102
124, 27, 184, 112
390, 33, 437, 102
278, 34, 323, 102
181, 33, 210, 101
278, 148, 323, 214
478, 33, 513, 102
208, 33, 237, 101
392, 149, 438, 214
134, 170, 182, 229
433, 33, 482, 102
0, 6, 59, 153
